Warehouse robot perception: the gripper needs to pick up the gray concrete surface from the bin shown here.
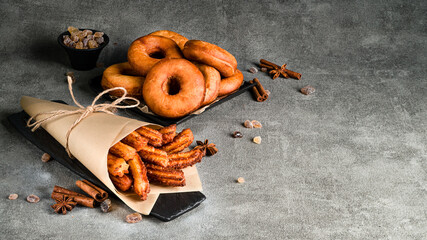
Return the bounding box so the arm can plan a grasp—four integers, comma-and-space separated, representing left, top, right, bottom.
1, 0, 426, 239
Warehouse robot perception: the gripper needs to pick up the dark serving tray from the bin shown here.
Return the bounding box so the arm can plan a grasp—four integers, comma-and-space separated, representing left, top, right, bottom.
8, 102, 205, 222
90, 75, 256, 126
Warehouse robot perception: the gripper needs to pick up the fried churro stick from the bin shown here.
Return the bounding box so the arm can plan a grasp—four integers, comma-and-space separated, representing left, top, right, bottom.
135, 126, 163, 147
160, 128, 194, 154
128, 154, 150, 200
107, 153, 129, 177
168, 149, 203, 169
149, 177, 186, 187
109, 141, 136, 161
121, 131, 149, 151
138, 144, 169, 168
145, 164, 184, 180
159, 124, 177, 145
109, 174, 133, 192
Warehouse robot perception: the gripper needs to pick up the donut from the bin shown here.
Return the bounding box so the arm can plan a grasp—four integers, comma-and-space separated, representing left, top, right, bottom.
143, 59, 205, 118
183, 40, 237, 77
101, 62, 145, 99
193, 62, 221, 106
127, 35, 183, 76
218, 69, 244, 97
149, 30, 188, 51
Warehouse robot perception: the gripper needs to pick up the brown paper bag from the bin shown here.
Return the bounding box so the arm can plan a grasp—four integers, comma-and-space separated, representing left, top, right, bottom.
20, 96, 202, 215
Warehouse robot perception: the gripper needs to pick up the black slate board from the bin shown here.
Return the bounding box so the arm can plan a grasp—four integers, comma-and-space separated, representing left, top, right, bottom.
90, 75, 256, 126
7, 103, 206, 222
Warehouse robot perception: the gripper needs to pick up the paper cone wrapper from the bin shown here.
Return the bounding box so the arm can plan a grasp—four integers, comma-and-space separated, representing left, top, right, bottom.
20, 96, 203, 215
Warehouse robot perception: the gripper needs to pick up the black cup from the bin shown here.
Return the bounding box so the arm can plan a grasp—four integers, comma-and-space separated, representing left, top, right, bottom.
58, 29, 109, 71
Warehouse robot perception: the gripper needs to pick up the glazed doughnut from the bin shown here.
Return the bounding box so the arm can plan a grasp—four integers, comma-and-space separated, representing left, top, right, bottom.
149, 30, 188, 51
143, 59, 205, 118
127, 35, 183, 76
101, 62, 145, 99
183, 40, 237, 77
193, 62, 221, 106
218, 69, 244, 97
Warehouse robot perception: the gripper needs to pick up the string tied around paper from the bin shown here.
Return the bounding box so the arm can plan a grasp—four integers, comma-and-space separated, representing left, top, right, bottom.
27, 76, 140, 158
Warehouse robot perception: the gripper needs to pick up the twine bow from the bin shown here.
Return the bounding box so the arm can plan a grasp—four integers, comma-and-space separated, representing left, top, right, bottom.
27, 76, 140, 157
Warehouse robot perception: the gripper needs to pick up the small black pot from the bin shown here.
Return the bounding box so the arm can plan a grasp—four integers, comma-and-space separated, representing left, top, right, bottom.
58, 29, 109, 71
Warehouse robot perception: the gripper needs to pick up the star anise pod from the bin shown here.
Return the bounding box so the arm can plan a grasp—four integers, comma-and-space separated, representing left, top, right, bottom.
269, 64, 288, 79
51, 196, 77, 215
279, 64, 289, 78
194, 139, 218, 156
269, 69, 281, 80
206, 144, 218, 156
194, 140, 208, 156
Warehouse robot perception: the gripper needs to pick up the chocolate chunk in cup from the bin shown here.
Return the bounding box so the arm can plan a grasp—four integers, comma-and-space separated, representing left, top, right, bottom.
57, 29, 109, 71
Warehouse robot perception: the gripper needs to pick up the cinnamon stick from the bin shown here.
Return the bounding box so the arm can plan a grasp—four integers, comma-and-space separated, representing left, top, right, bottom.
76, 180, 108, 202
284, 69, 301, 80
53, 185, 86, 197
253, 78, 268, 99
249, 79, 268, 102
259, 63, 276, 70
51, 191, 96, 208
260, 59, 302, 80
250, 81, 264, 102
260, 59, 278, 69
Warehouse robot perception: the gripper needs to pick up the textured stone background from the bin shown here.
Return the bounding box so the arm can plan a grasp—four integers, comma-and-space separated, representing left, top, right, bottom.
0, 0, 426, 239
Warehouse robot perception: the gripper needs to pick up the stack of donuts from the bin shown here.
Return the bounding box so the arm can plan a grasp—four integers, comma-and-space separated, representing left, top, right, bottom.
101, 30, 244, 118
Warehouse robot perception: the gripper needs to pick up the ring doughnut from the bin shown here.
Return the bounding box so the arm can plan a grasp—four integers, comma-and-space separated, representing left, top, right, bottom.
101, 62, 145, 99
143, 59, 205, 118
183, 40, 237, 77
193, 62, 221, 106
127, 35, 183, 76
218, 69, 244, 97
149, 30, 188, 51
